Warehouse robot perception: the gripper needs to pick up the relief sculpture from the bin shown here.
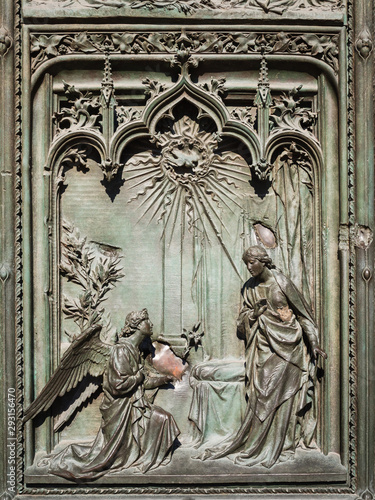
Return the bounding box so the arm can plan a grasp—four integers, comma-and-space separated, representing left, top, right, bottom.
24, 48, 335, 485
199, 246, 327, 467
24, 224, 180, 478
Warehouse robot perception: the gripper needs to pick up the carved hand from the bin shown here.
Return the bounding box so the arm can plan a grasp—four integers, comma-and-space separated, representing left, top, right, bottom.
136, 369, 145, 384
312, 346, 328, 360
161, 375, 175, 385
253, 299, 268, 318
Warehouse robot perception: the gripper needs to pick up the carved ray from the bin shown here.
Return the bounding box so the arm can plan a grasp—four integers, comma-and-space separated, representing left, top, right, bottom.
189, 190, 212, 245
195, 184, 231, 236
125, 157, 160, 171
135, 178, 172, 225
136, 176, 169, 210
212, 163, 250, 183
206, 175, 243, 209
168, 187, 184, 247
125, 166, 160, 182
191, 184, 242, 280
147, 186, 178, 226
160, 186, 182, 241
129, 173, 163, 191
201, 181, 236, 215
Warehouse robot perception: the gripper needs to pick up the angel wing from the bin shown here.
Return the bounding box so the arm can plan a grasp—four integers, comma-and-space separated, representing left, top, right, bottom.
24, 324, 111, 430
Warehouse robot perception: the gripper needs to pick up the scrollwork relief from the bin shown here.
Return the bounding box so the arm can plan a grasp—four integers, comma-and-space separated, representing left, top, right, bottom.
30, 31, 340, 74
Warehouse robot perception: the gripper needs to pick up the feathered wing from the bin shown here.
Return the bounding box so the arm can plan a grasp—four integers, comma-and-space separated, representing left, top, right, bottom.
24, 324, 111, 427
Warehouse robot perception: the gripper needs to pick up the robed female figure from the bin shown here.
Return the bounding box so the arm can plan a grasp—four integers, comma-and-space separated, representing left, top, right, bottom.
201, 246, 327, 468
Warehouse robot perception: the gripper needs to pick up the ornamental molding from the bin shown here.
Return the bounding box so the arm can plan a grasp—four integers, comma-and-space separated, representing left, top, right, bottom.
26, 0, 343, 15
30, 30, 340, 74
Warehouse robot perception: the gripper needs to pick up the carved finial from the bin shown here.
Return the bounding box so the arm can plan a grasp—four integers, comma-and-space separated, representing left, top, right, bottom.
254, 50, 272, 109
251, 158, 273, 181
169, 47, 203, 77
101, 54, 115, 107
100, 158, 122, 183
259, 50, 269, 86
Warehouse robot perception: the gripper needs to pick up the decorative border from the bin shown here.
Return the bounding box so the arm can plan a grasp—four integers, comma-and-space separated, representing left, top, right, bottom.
346, 0, 357, 493
14, 0, 25, 496
25, 0, 343, 16
20, 486, 354, 496
12, 6, 360, 499
30, 30, 340, 74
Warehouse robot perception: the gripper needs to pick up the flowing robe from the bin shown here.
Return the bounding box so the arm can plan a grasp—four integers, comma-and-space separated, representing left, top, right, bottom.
49, 338, 180, 480
201, 269, 319, 468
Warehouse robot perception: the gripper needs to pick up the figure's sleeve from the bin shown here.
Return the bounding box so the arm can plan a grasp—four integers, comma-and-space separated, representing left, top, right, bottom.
106, 345, 141, 397
272, 270, 320, 350
237, 284, 257, 342
297, 316, 319, 350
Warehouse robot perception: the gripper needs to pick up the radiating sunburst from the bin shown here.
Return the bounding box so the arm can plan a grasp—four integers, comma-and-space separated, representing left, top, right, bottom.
123, 108, 252, 265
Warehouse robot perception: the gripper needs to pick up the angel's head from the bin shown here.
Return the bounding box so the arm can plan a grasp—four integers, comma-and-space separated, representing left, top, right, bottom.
120, 308, 153, 338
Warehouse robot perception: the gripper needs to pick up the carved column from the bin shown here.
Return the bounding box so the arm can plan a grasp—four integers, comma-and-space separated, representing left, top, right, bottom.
0, 0, 16, 498
353, 0, 375, 496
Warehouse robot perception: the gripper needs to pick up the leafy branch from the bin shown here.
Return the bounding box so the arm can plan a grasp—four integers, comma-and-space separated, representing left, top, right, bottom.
60, 220, 124, 338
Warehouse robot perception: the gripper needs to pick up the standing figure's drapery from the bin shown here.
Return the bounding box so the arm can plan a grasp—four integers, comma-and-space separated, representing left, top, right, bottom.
48, 338, 179, 480
200, 269, 319, 468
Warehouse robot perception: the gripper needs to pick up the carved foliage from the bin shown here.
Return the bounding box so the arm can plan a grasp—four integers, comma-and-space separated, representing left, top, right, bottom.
53, 81, 101, 135
100, 159, 122, 183
252, 158, 273, 181
230, 107, 256, 127
116, 106, 142, 125
30, 31, 340, 73
270, 85, 317, 136
60, 220, 124, 338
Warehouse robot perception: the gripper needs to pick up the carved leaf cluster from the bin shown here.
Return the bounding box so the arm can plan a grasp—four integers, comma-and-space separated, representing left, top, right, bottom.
270, 85, 317, 135
30, 31, 340, 74
53, 81, 101, 135
181, 322, 204, 359
60, 220, 124, 337
56, 147, 89, 189
199, 77, 226, 98
142, 78, 167, 100
116, 106, 142, 125
230, 107, 256, 126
